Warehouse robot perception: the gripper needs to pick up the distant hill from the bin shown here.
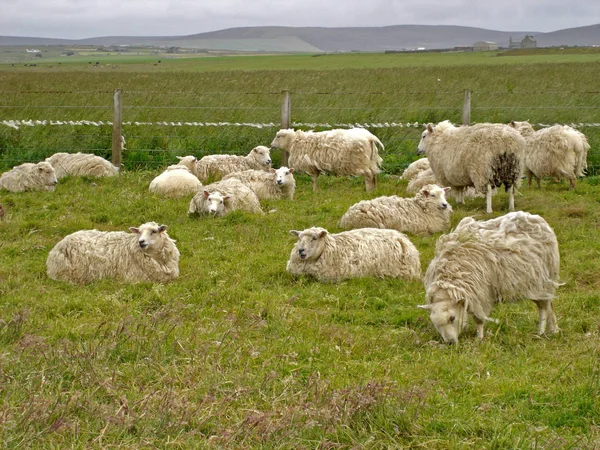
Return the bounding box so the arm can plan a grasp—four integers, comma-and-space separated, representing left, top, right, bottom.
2, 24, 600, 52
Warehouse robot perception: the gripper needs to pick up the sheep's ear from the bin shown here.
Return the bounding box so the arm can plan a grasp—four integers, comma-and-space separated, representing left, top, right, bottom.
289, 168, 295, 173
129, 227, 140, 234
453, 298, 465, 307
417, 304, 432, 310
38, 166, 45, 172
158, 225, 167, 233
223, 195, 232, 202
270, 168, 276, 173
509, 121, 516, 128
289, 230, 301, 238
443, 187, 451, 193
203, 190, 210, 198
427, 123, 434, 132
318, 230, 328, 239
176, 156, 182, 160
252, 147, 258, 153
422, 189, 430, 197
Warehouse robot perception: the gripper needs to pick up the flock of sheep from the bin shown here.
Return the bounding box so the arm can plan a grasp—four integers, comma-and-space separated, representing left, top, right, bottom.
0, 120, 590, 343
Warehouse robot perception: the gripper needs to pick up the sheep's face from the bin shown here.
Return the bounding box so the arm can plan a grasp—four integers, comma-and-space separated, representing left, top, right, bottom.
175, 155, 198, 172
203, 191, 231, 216
270, 130, 293, 150
421, 184, 451, 210
274, 167, 295, 186
252, 146, 272, 167
416, 124, 434, 155
37, 162, 58, 190
418, 296, 465, 344
289, 227, 328, 262
130, 222, 167, 251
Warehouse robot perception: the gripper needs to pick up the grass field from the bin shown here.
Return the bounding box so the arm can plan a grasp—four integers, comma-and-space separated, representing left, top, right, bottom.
1, 51, 600, 448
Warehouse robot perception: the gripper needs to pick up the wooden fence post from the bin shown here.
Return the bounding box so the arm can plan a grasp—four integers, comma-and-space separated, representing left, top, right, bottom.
112, 89, 122, 168
462, 89, 471, 125
281, 89, 291, 166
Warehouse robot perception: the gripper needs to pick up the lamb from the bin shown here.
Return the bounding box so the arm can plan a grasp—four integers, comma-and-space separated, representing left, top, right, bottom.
418, 211, 561, 343
46, 222, 180, 284
45, 152, 119, 178
339, 184, 452, 236
401, 158, 430, 181
0, 162, 58, 192
270, 128, 384, 192
509, 121, 590, 189
417, 120, 525, 213
286, 227, 421, 283
195, 146, 272, 182
407, 168, 484, 200
223, 167, 296, 200
188, 178, 263, 217
149, 165, 203, 198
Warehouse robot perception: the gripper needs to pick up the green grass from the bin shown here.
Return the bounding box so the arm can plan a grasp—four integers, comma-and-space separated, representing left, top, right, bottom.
0, 172, 599, 448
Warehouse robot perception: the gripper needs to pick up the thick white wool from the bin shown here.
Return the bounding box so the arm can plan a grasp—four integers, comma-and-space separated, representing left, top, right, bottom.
0, 161, 57, 192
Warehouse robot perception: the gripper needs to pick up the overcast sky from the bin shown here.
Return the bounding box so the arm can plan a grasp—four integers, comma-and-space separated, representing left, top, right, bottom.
1, 0, 599, 39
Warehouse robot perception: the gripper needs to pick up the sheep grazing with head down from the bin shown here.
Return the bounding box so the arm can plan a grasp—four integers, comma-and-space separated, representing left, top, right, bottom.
270, 128, 384, 192
0, 162, 58, 192
407, 168, 484, 200
46, 222, 180, 284
509, 120, 590, 189
223, 167, 296, 200
417, 120, 525, 213
195, 146, 272, 182
401, 158, 430, 181
286, 227, 421, 283
149, 158, 203, 198
340, 184, 452, 236
45, 152, 119, 179
418, 211, 561, 344
188, 178, 263, 217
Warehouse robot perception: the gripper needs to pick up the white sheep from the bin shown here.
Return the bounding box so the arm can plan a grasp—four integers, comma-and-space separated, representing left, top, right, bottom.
270, 128, 384, 192
510, 121, 590, 189
45, 152, 119, 178
223, 167, 296, 200
173, 155, 199, 175
417, 121, 525, 213
0, 162, 58, 192
149, 165, 203, 198
195, 146, 272, 182
401, 158, 430, 181
407, 168, 484, 200
339, 184, 452, 235
188, 178, 263, 217
286, 227, 421, 283
46, 222, 180, 284
418, 211, 561, 343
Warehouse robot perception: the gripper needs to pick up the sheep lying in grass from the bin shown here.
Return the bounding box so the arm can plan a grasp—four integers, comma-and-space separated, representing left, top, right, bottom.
510, 121, 590, 189
340, 184, 452, 235
45, 152, 119, 178
270, 128, 384, 192
401, 158, 430, 181
287, 227, 421, 282
223, 167, 296, 200
188, 178, 263, 217
417, 121, 525, 213
149, 165, 203, 198
173, 155, 199, 175
46, 222, 180, 284
407, 168, 484, 200
0, 162, 58, 192
195, 146, 272, 182
418, 211, 561, 343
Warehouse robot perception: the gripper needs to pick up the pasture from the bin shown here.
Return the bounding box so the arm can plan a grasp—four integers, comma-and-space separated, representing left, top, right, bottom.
0, 51, 599, 448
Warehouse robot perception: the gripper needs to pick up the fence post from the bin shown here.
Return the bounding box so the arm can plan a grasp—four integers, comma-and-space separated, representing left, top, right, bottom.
462, 89, 471, 125
112, 89, 122, 168
281, 89, 291, 166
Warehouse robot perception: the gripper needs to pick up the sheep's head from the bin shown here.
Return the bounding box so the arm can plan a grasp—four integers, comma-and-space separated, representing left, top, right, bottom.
270, 129, 294, 150
175, 155, 198, 172
37, 162, 58, 190
203, 190, 231, 216
420, 184, 451, 211
273, 167, 295, 186
250, 146, 272, 167
509, 120, 534, 136
129, 222, 168, 251
417, 124, 434, 155
289, 227, 328, 262
418, 294, 466, 344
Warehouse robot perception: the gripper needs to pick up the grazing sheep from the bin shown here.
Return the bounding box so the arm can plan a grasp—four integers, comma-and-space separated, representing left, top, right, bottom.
509, 121, 590, 189
45, 152, 119, 178
418, 211, 561, 343
287, 227, 421, 282
270, 128, 384, 192
188, 178, 263, 217
0, 162, 58, 192
46, 222, 180, 284
417, 121, 525, 213
149, 165, 203, 198
339, 184, 452, 235
407, 168, 484, 200
195, 146, 272, 182
401, 158, 430, 181
223, 167, 296, 200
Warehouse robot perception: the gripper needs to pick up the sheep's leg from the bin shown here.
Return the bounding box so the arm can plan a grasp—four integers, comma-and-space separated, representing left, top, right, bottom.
456, 188, 464, 204
545, 301, 559, 334
486, 183, 493, 214
365, 172, 376, 192
534, 300, 549, 335
473, 317, 485, 340
527, 170, 533, 188
311, 174, 319, 192
569, 176, 576, 190
508, 186, 515, 212
536, 176, 541, 189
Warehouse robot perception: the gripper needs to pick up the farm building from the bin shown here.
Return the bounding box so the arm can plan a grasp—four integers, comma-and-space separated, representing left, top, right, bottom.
509, 35, 537, 49
473, 41, 498, 51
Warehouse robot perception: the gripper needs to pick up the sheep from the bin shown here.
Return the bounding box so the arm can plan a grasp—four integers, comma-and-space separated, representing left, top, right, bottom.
509, 121, 590, 189
407, 168, 484, 200
46, 222, 180, 284
417, 120, 525, 213
223, 167, 296, 200
0, 162, 58, 192
174, 155, 199, 175
188, 178, 263, 217
149, 165, 203, 198
418, 211, 561, 343
45, 152, 119, 178
270, 128, 384, 192
286, 227, 421, 283
195, 146, 272, 182
401, 158, 430, 181
339, 184, 452, 236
